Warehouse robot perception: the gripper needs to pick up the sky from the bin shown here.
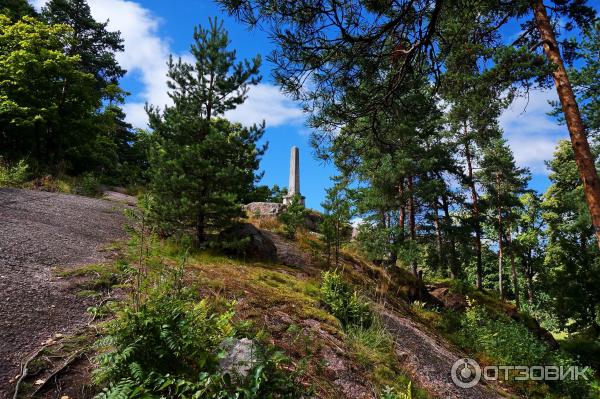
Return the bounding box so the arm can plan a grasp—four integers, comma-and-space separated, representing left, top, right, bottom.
31, 0, 580, 209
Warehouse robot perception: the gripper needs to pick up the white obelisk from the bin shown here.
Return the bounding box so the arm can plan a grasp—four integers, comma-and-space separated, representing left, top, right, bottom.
283, 146, 305, 205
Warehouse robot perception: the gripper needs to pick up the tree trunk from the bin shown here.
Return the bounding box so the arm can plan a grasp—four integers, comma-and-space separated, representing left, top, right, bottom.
399, 178, 406, 242
408, 175, 418, 278
497, 173, 504, 299
440, 190, 459, 279
530, 0, 600, 248
432, 200, 444, 273
464, 135, 483, 289
196, 211, 206, 244
521, 252, 534, 305
506, 223, 520, 309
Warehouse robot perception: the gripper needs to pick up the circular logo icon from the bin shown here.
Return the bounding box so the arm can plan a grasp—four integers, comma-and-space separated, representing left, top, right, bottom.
451, 358, 481, 388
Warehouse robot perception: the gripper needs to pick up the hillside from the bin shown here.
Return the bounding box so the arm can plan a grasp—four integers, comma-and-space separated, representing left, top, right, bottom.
2, 189, 548, 399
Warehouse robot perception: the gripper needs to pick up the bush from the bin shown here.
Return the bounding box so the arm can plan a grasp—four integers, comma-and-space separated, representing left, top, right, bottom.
320, 270, 372, 328
453, 302, 596, 398
381, 383, 412, 399
280, 195, 306, 239
78, 173, 101, 197
0, 159, 29, 187
94, 275, 301, 398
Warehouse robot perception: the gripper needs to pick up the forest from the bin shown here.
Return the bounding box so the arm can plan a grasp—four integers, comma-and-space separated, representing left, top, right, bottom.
0, 0, 599, 398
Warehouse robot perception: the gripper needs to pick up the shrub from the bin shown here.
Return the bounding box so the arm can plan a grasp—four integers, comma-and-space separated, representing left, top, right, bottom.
453, 302, 596, 398
0, 159, 29, 187
381, 383, 412, 399
78, 173, 101, 197
279, 195, 306, 239
320, 270, 372, 328
94, 276, 302, 398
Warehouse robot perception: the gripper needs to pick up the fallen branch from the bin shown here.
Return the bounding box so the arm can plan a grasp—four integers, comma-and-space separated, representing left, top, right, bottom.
12, 345, 49, 399
32, 349, 84, 396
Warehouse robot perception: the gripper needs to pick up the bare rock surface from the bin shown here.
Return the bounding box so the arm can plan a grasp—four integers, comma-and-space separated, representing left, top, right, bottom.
0, 188, 126, 397
219, 223, 278, 261
243, 202, 285, 217
379, 308, 505, 399
102, 190, 137, 206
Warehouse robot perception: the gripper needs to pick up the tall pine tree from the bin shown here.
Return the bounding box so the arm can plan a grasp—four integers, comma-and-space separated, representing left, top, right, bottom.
146, 18, 264, 245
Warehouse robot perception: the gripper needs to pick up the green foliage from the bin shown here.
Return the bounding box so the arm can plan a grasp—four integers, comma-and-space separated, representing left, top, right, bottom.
145, 18, 264, 245
321, 180, 352, 266
77, 172, 101, 197
541, 140, 600, 332
452, 302, 596, 398
94, 274, 302, 398
320, 270, 372, 329
380, 383, 412, 399
456, 304, 549, 365
42, 0, 125, 93
0, 159, 29, 187
0, 0, 36, 20
279, 195, 306, 239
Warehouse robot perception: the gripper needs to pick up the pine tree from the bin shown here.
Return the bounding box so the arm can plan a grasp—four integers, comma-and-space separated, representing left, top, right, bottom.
479, 138, 530, 306
321, 180, 352, 267
515, 192, 545, 306
542, 140, 600, 332
146, 18, 264, 245
280, 195, 306, 239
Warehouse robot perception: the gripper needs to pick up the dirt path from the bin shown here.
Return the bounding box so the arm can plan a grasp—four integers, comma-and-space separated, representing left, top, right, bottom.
0, 188, 127, 397
379, 308, 506, 399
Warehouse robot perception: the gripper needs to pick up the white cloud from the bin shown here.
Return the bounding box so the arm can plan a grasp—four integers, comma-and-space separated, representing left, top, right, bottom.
32, 0, 303, 130
499, 89, 568, 174
226, 84, 304, 127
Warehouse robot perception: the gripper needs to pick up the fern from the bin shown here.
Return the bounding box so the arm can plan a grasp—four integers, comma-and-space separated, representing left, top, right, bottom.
320, 270, 372, 328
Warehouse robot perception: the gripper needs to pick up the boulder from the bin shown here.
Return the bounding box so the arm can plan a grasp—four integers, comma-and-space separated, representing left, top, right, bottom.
219, 338, 258, 379
243, 202, 285, 217
219, 223, 278, 261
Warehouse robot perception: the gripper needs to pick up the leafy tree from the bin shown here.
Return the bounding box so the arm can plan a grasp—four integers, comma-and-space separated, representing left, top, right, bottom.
146, 18, 264, 245
279, 194, 306, 239
243, 183, 287, 203
0, 15, 98, 167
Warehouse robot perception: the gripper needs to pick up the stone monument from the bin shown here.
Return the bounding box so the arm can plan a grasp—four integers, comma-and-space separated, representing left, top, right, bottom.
283, 146, 305, 206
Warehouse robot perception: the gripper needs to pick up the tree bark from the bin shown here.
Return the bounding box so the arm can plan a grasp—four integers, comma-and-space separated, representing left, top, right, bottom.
440, 190, 459, 279
521, 252, 535, 305
497, 173, 504, 299
399, 178, 406, 242
464, 135, 483, 289
530, 0, 600, 248
408, 175, 418, 278
432, 200, 444, 273
196, 211, 206, 244
506, 223, 520, 309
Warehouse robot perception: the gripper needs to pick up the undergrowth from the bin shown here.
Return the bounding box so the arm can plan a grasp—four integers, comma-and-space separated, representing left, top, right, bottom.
93, 264, 303, 398
0, 159, 29, 187
319, 270, 429, 399
441, 299, 598, 398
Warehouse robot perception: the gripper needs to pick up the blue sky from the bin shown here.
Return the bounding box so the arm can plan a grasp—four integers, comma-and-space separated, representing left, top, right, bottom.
32, 0, 586, 209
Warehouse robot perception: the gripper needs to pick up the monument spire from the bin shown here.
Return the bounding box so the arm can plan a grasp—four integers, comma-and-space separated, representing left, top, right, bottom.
283, 146, 305, 205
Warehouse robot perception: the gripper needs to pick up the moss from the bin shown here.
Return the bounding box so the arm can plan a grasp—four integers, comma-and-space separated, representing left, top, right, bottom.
57, 262, 124, 291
